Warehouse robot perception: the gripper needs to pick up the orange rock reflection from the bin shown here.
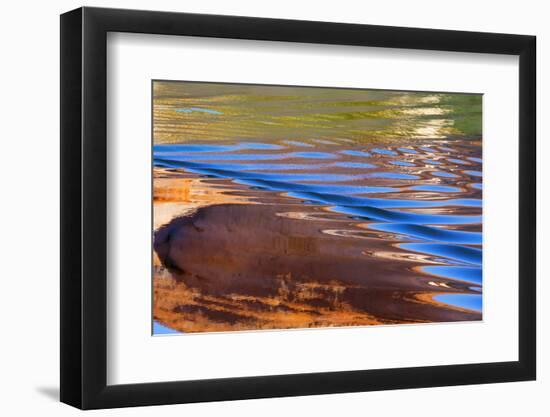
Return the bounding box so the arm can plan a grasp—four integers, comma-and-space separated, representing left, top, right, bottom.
153, 166, 481, 333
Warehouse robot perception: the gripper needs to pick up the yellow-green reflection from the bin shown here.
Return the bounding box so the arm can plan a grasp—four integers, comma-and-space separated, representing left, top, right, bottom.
153, 81, 481, 144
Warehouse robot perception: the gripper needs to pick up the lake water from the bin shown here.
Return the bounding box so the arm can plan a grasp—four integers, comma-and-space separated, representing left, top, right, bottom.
152, 82, 482, 334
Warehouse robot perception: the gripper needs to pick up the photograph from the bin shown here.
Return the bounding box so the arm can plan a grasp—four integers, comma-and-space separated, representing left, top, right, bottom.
152, 81, 483, 334
51, 2, 538, 412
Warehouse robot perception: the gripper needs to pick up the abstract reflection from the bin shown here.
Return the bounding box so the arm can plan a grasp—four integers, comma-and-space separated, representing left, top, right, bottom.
152, 81, 482, 334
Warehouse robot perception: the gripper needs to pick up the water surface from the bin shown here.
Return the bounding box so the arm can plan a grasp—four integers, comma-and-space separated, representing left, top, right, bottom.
152, 81, 482, 334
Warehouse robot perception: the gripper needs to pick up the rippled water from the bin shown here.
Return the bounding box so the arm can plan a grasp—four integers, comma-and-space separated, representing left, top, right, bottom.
152, 82, 482, 334
153, 82, 482, 144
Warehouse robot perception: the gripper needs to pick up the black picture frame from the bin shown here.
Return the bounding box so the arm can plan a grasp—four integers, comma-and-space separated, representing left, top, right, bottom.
60, 6, 536, 410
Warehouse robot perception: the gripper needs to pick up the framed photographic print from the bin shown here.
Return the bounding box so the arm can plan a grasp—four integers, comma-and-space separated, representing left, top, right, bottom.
60, 6, 536, 409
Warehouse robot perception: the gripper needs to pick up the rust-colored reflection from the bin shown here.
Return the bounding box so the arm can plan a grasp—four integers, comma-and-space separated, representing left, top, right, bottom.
153, 161, 481, 333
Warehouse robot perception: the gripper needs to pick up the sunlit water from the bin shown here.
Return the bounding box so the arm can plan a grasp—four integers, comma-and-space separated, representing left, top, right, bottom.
152, 82, 482, 334
153, 139, 482, 333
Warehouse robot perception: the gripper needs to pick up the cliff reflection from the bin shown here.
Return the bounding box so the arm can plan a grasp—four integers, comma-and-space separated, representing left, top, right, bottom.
152, 81, 482, 334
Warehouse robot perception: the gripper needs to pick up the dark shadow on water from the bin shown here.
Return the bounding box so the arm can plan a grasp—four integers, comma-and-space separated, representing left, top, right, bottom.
36, 386, 59, 401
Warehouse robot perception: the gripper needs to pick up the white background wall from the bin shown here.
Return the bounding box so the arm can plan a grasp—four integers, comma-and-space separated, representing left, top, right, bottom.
0, 0, 545, 415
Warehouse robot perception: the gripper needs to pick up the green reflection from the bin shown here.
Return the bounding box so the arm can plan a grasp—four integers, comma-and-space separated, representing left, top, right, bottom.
153, 81, 481, 144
